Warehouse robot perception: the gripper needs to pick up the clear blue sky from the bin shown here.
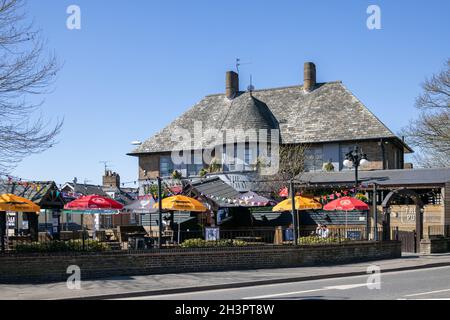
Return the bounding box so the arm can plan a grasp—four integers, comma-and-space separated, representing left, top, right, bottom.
11, 0, 450, 186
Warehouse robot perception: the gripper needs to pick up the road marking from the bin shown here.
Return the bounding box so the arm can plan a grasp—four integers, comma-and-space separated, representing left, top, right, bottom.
243, 288, 328, 300
399, 298, 450, 301
324, 283, 370, 290
113, 265, 450, 300
405, 288, 450, 297
243, 283, 371, 299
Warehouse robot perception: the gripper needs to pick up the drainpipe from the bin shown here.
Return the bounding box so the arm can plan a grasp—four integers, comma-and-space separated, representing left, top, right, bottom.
380, 139, 386, 170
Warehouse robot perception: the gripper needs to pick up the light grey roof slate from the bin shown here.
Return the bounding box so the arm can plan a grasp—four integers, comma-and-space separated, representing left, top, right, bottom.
0, 180, 64, 208
131, 82, 403, 154
296, 168, 450, 187
220, 95, 279, 132
191, 177, 240, 197
64, 183, 107, 197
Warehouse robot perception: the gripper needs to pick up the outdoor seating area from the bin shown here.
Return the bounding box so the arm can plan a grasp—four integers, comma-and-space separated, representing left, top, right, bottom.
1, 172, 449, 255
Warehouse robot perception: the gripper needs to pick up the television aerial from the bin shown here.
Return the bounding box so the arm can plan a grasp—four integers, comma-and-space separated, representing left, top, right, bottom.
99, 161, 113, 173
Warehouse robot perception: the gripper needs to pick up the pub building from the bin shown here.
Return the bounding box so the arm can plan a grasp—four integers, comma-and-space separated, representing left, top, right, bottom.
128, 62, 449, 253
129, 62, 411, 190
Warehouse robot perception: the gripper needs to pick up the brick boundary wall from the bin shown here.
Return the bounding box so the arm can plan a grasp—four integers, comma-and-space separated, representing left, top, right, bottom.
421, 238, 450, 254
0, 241, 401, 284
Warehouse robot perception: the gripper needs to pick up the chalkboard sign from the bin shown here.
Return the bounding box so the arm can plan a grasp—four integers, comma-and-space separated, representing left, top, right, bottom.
205, 227, 220, 241
346, 231, 362, 240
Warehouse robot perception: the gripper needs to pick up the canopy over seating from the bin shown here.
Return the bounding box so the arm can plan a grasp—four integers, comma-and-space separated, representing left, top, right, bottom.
0, 194, 41, 213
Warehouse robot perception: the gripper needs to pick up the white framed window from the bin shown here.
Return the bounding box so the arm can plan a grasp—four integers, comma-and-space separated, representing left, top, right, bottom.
223, 144, 238, 172
222, 143, 259, 172
305, 147, 324, 172
160, 156, 174, 177
244, 143, 257, 171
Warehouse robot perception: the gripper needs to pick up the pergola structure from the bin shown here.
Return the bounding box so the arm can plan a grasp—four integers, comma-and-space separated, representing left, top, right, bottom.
0, 181, 65, 241
296, 168, 450, 252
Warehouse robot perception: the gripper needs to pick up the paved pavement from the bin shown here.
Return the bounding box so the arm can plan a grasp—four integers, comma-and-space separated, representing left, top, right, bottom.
127, 266, 450, 300
1, 253, 450, 300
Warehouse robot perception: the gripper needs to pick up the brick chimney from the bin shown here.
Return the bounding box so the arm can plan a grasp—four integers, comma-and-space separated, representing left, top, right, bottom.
304, 62, 317, 92
103, 170, 120, 188
226, 71, 239, 99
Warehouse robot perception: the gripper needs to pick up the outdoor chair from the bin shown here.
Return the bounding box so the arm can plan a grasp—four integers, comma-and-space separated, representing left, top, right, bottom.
38, 232, 53, 243
95, 230, 106, 242
104, 229, 116, 241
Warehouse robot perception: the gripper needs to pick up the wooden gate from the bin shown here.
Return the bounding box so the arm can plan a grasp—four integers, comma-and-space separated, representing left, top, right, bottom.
398, 230, 417, 253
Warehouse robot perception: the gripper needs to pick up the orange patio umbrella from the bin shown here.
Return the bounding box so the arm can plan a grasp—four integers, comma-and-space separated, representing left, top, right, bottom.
272, 196, 323, 212
0, 194, 41, 213
154, 195, 208, 212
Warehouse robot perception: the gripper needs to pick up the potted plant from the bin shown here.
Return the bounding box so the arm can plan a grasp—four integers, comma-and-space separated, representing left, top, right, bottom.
355, 193, 369, 202
208, 158, 221, 173
199, 168, 209, 177
172, 170, 182, 180
323, 160, 335, 172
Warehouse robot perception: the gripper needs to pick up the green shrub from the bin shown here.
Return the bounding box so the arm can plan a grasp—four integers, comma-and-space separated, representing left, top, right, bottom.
355, 193, 369, 202
172, 170, 182, 179
298, 236, 346, 245
180, 238, 249, 248
15, 240, 111, 253
199, 168, 209, 177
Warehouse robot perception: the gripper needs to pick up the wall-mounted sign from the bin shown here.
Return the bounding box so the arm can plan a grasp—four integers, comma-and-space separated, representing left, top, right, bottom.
8, 215, 16, 228
205, 227, 220, 241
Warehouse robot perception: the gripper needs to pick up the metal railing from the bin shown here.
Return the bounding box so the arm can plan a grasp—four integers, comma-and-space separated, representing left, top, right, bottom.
1, 226, 394, 254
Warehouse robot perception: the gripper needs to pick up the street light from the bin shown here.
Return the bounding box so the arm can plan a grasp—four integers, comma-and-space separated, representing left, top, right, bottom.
343, 146, 369, 194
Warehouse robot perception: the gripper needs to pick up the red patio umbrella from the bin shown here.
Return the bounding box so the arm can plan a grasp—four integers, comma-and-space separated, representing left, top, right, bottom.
323, 197, 369, 211
64, 195, 124, 241
323, 197, 369, 234
64, 194, 124, 211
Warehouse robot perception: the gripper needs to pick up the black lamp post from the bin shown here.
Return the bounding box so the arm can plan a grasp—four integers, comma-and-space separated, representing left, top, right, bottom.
157, 177, 163, 248
343, 146, 369, 195
343, 146, 370, 239
289, 179, 298, 246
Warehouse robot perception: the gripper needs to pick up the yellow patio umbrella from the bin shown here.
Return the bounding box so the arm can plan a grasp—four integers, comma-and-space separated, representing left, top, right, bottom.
272, 196, 322, 212
153, 195, 208, 213
0, 194, 41, 213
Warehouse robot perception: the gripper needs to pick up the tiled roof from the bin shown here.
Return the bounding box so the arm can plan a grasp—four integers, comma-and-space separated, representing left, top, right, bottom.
0, 181, 65, 208
190, 177, 241, 207
63, 183, 107, 197
131, 82, 407, 154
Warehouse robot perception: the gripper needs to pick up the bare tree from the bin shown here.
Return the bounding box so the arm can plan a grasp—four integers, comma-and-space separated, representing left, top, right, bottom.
254, 144, 308, 200
0, 0, 62, 175
403, 59, 450, 168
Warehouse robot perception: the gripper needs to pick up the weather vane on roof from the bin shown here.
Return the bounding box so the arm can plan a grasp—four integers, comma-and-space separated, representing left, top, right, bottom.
247, 75, 255, 95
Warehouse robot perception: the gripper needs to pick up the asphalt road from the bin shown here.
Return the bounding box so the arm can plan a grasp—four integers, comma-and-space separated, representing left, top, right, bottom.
119, 266, 450, 300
